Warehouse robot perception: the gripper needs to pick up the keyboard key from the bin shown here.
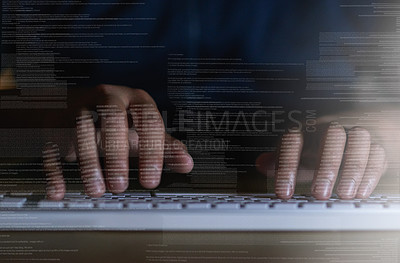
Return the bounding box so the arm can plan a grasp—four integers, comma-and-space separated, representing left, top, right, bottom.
214, 203, 241, 209
0, 198, 27, 208
312, 200, 333, 203
10, 192, 33, 196
121, 197, 141, 201
123, 200, 151, 204
145, 197, 168, 202
124, 192, 151, 197
273, 203, 299, 209
361, 200, 385, 203
285, 199, 305, 203
171, 197, 193, 201
63, 195, 87, 199
254, 194, 276, 198
198, 198, 220, 202
96, 201, 123, 209
250, 197, 271, 201
358, 203, 384, 209
38, 201, 64, 209
226, 197, 246, 201
185, 203, 212, 209
110, 195, 127, 199
67, 202, 94, 209
301, 203, 327, 210
154, 193, 183, 197
180, 199, 202, 203
244, 203, 270, 209
126, 202, 153, 209
156, 203, 183, 209
258, 199, 280, 203
292, 195, 308, 199
386, 196, 400, 200
330, 203, 356, 210
99, 196, 113, 200
335, 199, 361, 203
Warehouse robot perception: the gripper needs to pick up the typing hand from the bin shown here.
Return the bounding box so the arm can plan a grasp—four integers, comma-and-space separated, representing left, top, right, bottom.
256, 123, 387, 200
43, 85, 193, 200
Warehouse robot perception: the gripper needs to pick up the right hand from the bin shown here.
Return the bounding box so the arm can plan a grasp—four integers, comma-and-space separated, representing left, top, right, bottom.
42, 85, 194, 200
256, 123, 387, 200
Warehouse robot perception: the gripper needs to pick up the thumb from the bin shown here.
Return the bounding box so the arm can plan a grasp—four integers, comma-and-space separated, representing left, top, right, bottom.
255, 152, 276, 178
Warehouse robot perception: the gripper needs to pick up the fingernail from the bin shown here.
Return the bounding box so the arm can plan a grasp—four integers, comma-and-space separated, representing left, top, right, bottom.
46, 186, 57, 197
140, 178, 160, 189
337, 179, 356, 199
312, 184, 331, 200
46, 186, 64, 200
355, 183, 373, 199
185, 152, 194, 165
107, 177, 128, 193
275, 181, 294, 200
86, 184, 106, 197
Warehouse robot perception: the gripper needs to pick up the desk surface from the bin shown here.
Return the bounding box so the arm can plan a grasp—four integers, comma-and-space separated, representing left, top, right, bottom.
0, 231, 398, 263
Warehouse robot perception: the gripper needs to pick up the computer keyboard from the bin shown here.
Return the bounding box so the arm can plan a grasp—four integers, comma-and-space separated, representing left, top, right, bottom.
1, 192, 399, 210
1, 192, 400, 231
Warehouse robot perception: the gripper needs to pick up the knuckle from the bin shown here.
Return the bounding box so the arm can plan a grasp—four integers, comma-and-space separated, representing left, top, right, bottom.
132, 88, 155, 104
133, 88, 149, 98
95, 84, 115, 95
95, 84, 128, 107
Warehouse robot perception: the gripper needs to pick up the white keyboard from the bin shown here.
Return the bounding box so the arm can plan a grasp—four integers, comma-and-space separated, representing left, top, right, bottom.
0, 192, 399, 210
1, 192, 400, 231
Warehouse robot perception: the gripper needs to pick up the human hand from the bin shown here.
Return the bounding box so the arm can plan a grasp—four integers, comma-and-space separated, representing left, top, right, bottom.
256, 123, 387, 200
42, 85, 193, 200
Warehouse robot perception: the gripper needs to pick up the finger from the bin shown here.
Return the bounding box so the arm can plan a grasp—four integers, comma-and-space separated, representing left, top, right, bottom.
356, 144, 386, 199
76, 112, 106, 197
128, 129, 139, 157
129, 132, 193, 173
311, 123, 347, 200
98, 104, 129, 193
275, 131, 303, 200
164, 134, 194, 174
96, 85, 165, 189
43, 142, 65, 200
130, 103, 165, 189
336, 127, 371, 199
